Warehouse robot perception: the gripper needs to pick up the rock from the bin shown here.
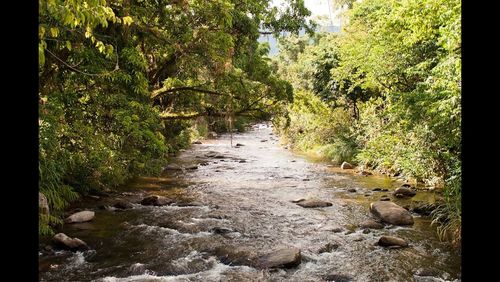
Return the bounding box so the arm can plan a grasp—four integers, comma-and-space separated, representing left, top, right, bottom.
211, 227, 233, 234
359, 219, 384, 229
52, 233, 89, 251
260, 139, 268, 142
238, 160, 247, 163
340, 162, 354, 169
207, 131, 218, 138
291, 198, 306, 203
362, 229, 371, 234
140, 195, 173, 206
370, 201, 414, 225
324, 274, 353, 282
39, 192, 49, 215
381, 188, 389, 192
235, 143, 244, 146
318, 243, 340, 253
401, 183, 411, 187
192, 141, 202, 144
114, 200, 133, 209
296, 199, 332, 208
372, 188, 382, 191
411, 203, 438, 216
380, 197, 391, 201
64, 211, 95, 223
377, 235, 408, 248
359, 171, 372, 176
393, 187, 417, 198
214, 246, 257, 266
127, 263, 147, 275
254, 247, 301, 269
163, 164, 183, 171
99, 205, 116, 211
347, 188, 356, 193
302, 178, 310, 181
185, 165, 198, 170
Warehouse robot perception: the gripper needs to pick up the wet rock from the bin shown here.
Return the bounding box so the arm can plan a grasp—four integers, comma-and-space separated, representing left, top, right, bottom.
235, 143, 244, 146
185, 165, 198, 170
114, 200, 133, 209
296, 199, 333, 208
318, 243, 340, 253
64, 211, 95, 224
207, 131, 218, 138
352, 235, 364, 241
377, 235, 408, 248
358, 171, 373, 176
163, 164, 183, 171
213, 155, 226, 159
238, 160, 247, 163
211, 227, 233, 234
175, 201, 204, 207
99, 205, 116, 211
370, 201, 414, 225
120, 221, 132, 230
140, 195, 173, 206
347, 188, 357, 193
260, 139, 268, 142
39, 192, 49, 215
401, 183, 412, 187
214, 246, 257, 266
127, 263, 147, 275
324, 274, 353, 282
254, 247, 301, 269
393, 187, 417, 198
52, 233, 89, 251
192, 141, 202, 144
411, 202, 438, 216
340, 162, 354, 169
362, 229, 371, 234
199, 162, 210, 166
380, 196, 391, 201
372, 188, 382, 192
359, 219, 384, 229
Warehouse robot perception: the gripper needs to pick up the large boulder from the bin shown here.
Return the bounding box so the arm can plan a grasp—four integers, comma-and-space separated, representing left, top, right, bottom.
53, 233, 89, 251
254, 247, 301, 269
377, 235, 408, 248
140, 195, 173, 206
39, 192, 49, 215
64, 211, 95, 224
340, 162, 354, 169
370, 201, 414, 225
296, 199, 332, 208
393, 187, 417, 198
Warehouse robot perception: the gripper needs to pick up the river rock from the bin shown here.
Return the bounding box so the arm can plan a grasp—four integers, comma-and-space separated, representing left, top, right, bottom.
39, 192, 49, 215
53, 233, 89, 251
359, 219, 384, 229
140, 195, 173, 206
207, 131, 218, 138
318, 243, 340, 253
411, 202, 438, 216
296, 199, 333, 208
340, 162, 354, 169
64, 211, 95, 223
370, 201, 414, 225
254, 247, 301, 269
114, 200, 133, 209
393, 187, 416, 198
235, 143, 244, 146
192, 141, 202, 144
359, 171, 373, 176
347, 188, 357, 193
377, 235, 408, 248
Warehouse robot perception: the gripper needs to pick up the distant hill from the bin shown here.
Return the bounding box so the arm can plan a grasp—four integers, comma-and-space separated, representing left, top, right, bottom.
258, 25, 341, 57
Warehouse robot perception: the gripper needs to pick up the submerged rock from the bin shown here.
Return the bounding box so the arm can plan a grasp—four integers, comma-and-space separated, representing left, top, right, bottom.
378, 235, 409, 248
370, 201, 414, 225
254, 247, 301, 269
340, 162, 354, 169
64, 211, 95, 224
114, 200, 133, 209
140, 195, 173, 206
359, 219, 384, 229
393, 187, 417, 198
52, 233, 89, 251
296, 199, 333, 208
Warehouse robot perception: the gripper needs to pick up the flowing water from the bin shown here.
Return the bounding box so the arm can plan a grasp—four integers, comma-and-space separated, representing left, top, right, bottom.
39, 123, 461, 281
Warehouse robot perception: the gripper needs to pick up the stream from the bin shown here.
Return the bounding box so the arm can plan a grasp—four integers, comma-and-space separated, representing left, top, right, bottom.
39, 123, 461, 281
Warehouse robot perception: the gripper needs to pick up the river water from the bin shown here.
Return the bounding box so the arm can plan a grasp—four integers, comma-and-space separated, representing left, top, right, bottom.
39, 123, 461, 281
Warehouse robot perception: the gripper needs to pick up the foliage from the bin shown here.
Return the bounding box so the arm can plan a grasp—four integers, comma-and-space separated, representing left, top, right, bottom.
39, 0, 313, 235
273, 0, 461, 246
